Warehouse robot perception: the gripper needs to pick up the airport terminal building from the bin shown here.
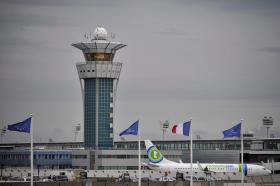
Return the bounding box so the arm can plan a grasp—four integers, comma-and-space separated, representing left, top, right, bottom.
0, 138, 279, 173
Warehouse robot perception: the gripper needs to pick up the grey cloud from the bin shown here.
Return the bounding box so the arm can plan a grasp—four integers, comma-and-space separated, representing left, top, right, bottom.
0, 0, 83, 6
0, 35, 42, 48
260, 47, 280, 54
152, 27, 185, 36
0, 13, 74, 28
119, 77, 280, 101
0, 0, 123, 7
0, 77, 80, 103
1, 0, 280, 142
201, 0, 280, 13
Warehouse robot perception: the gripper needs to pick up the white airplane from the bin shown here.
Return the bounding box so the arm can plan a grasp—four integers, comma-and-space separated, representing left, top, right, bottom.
143, 140, 271, 176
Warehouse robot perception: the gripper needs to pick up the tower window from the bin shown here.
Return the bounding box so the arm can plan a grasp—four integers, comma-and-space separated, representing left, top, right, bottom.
85, 53, 112, 61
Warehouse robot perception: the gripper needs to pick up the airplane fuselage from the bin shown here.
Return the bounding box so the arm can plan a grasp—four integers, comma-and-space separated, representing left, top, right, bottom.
148, 162, 271, 176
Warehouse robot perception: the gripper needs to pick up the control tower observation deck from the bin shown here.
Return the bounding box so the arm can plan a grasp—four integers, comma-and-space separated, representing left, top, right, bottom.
72, 27, 126, 149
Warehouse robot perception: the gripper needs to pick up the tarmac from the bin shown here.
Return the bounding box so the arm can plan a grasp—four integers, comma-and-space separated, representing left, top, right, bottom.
1, 175, 280, 186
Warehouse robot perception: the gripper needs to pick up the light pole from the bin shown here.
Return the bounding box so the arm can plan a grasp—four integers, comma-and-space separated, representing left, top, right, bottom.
263, 116, 273, 138
74, 124, 81, 142
159, 120, 169, 140
0, 122, 6, 143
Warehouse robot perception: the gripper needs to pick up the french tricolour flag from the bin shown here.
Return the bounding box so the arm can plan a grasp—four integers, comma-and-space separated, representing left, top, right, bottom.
172, 121, 191, 136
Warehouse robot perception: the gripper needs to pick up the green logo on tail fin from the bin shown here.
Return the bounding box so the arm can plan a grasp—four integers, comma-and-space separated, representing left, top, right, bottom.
147, 146, 163, 163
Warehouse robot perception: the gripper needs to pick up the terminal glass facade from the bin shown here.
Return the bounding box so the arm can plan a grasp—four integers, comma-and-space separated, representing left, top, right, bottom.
0, 151, 72, 168
114, 139, 280, 151
84, 78, 114, 149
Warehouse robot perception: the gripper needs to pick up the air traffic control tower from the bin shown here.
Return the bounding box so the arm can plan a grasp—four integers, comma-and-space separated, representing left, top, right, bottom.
72, 27, 126, 149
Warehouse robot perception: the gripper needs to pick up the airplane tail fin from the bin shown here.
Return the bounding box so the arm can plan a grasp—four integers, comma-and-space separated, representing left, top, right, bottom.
144, 140, 173, 165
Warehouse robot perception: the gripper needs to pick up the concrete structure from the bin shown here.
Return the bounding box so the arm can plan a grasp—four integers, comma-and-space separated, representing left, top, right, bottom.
72, 27, 126, 149
1, 138, 280, 172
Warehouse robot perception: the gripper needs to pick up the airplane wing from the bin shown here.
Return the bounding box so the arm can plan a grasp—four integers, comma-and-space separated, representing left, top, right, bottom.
141, 162, 148, 166
141, 162, 160, 168
197, 161, 215, 173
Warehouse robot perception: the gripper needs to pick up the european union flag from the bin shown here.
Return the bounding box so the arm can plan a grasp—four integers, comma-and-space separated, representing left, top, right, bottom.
223, 123, 241, 138
119, 120, 139, 136
8, 117, 31, 133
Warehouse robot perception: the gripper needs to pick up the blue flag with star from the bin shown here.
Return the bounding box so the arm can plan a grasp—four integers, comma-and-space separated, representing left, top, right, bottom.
7, 117, 31, 133
119, 120, 139, 136
223, 123, 241, 138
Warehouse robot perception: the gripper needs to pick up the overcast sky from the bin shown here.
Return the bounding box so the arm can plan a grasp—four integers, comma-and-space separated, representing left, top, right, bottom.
0, 0, 280, 143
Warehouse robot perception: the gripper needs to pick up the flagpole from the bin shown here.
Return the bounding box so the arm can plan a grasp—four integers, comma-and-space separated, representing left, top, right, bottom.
138, 121, 141, 186
241, 119, 244, 186
190, 118, 193, 186
30, 114, 33, 186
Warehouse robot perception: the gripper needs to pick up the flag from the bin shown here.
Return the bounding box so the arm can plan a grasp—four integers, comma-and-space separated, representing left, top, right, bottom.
7, 117, 31, 133
119, 120, 139, 136
223, 123, 241, 138
172, 121, 191, 136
